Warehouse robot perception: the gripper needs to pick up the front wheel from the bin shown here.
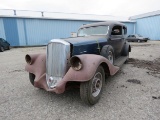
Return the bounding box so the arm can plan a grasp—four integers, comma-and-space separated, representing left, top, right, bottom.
101, 46, 114, 64
80, 66, 105, 105
107, 50, 114, 64
29, 73, 35, 86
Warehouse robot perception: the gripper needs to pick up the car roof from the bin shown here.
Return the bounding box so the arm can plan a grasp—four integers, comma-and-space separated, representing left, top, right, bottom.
79, 21, 126, 29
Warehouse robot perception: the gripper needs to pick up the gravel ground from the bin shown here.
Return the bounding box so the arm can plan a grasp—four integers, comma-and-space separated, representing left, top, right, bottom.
0, 41, 160, 120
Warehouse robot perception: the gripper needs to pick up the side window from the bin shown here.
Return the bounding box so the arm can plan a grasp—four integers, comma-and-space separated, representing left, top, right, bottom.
111, 25, 122, 35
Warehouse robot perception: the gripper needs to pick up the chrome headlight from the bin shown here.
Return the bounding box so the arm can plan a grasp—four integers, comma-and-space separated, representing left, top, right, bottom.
70, 56, 83, 71
25, 54, 32, 65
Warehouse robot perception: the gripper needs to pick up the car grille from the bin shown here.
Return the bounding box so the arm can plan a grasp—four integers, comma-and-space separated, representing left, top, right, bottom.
46, 39, 70, 88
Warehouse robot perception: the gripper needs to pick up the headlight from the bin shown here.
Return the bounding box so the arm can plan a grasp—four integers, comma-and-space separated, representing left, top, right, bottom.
25, 54, 32, 65
70, 56, 83, 71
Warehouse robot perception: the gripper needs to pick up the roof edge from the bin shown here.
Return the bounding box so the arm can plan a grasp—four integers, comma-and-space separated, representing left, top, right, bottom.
0, 15, 135, 23
129, 10, 160, 20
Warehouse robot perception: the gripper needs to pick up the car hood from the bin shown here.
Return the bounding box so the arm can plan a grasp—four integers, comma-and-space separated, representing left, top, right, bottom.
63, 35, 107, 46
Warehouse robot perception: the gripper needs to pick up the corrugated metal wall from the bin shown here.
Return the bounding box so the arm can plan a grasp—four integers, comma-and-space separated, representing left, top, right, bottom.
24, 19, 93, 46
3, 18, 19, 46
135, 15, 160, 40
0, 17, 135, 46
0, 18, 6, 40
124, 22, 135, 35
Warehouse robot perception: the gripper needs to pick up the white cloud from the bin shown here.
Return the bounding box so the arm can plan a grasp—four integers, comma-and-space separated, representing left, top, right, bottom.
0, 0, 160, 17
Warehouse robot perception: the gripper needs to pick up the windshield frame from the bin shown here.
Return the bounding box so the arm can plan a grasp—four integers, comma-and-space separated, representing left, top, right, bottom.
77, 25, 109, 37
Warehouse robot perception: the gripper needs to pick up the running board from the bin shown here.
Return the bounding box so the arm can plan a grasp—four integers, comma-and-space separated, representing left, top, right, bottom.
114, 56, 128, 67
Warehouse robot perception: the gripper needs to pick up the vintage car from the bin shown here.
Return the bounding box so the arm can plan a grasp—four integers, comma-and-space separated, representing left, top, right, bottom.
126, 34, 149, 42
25, 21, 131, 105
0, 38, 10, 52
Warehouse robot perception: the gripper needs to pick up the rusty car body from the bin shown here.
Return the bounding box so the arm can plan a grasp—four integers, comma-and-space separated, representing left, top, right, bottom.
25, 21, 131, 105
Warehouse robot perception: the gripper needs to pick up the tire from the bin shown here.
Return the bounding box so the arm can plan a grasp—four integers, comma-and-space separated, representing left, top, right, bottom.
101, 46, 114, 64
80, 66, 105, 105
121, 44, 129, 63
122, 44, 129, 56
29, 73, 35, 86
0, 46, 4, 52
7, 46, 10, 50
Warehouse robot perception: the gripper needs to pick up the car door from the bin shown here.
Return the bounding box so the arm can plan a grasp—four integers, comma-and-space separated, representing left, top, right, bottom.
108, 25, 124, 58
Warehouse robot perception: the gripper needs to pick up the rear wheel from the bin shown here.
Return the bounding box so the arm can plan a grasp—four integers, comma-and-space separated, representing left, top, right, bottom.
7, 46, 10, 50
29, 73, 35, 86
122, 44, 129, 63
0, 46, 4, 52
80, 66, 105, 105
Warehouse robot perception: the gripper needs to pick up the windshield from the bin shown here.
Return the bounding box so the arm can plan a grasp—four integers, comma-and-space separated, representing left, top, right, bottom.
137, 34, 142, 37
78, 26, 109, 37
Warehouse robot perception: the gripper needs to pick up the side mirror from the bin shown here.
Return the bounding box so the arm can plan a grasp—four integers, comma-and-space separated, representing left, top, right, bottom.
71, 32, 77, 37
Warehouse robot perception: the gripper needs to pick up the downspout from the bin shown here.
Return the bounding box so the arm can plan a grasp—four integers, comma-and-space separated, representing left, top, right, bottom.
133, 22, 136, 34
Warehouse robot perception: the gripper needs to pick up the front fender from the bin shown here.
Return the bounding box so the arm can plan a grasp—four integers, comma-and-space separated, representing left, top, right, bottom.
25, 54, 119, 94
25, 53, 47, 88
52, 54, 119, 93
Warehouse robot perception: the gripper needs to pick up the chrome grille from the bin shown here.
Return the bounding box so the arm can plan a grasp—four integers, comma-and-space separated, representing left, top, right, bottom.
46, 39, 70, 88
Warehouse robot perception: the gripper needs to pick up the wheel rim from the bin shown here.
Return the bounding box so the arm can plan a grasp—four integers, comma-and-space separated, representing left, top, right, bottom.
91, 72, 103, 97
108, 51, 113, 64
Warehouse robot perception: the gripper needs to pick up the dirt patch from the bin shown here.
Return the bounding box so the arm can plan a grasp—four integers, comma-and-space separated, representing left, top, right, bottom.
152, 96, 160, 100
127, 58, 160, 78
9, 69, 25, 73
127, 79, 141, 84
131, 44, 151, 47
121, 85, 127, 88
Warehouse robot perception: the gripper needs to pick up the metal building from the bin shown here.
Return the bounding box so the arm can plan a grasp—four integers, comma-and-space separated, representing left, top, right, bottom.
130, 10, 160, 40
0, 10, 135, 46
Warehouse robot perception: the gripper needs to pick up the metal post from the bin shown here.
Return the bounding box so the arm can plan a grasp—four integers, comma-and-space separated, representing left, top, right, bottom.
41, 12, 44, 17
13, 10, 16, 15
134, 22, 136, 34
